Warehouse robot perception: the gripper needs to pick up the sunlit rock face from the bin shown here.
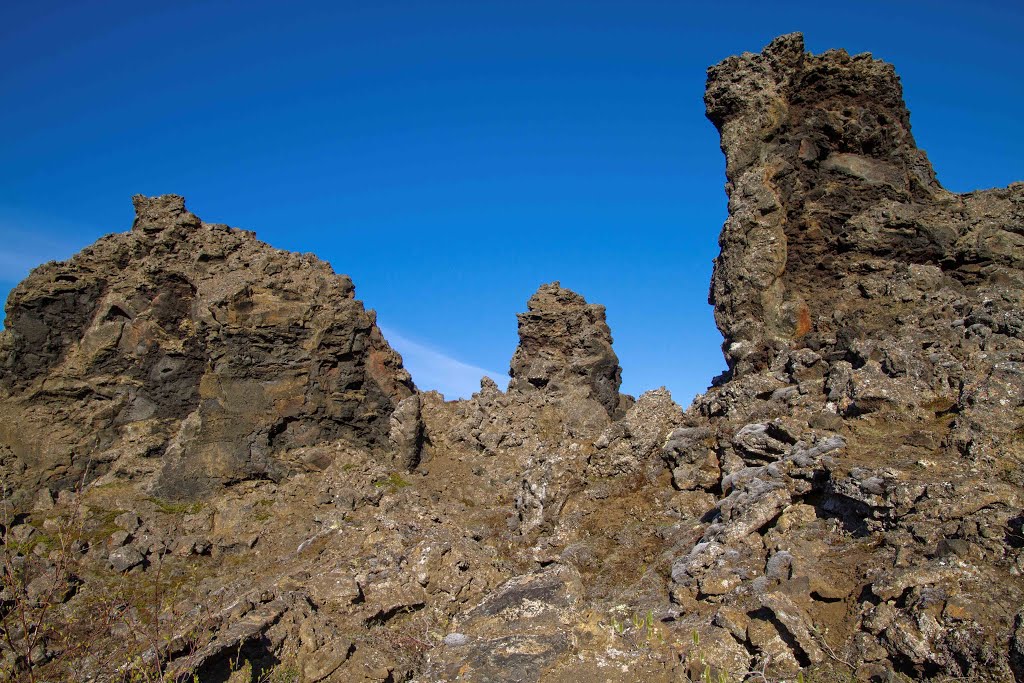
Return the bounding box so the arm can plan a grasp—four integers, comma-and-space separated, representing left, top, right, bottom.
508, 281, 623, 416
706, 33, 1022, 379
691, 32, 1024, 680
0, 194, 414, 501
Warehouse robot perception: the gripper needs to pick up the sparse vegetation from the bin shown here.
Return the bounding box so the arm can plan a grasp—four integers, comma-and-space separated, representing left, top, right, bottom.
253, 499, 275, 522
1, 28, 1023, 683
373, 472, 412, 492
604, 606, 663, 649
146, 498, 205, 516
1, 480, 219, 682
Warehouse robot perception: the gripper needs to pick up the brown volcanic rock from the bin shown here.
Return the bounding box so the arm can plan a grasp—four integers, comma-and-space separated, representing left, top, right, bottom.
2, 35, 1024, 683
679, 33, 1024, 680
705, 32, 1023, 376
0, 194, 413, 502
509, 281, 623, 416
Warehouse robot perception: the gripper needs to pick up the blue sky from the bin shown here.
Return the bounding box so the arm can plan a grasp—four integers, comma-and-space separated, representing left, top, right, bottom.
1, 1, 1021, 403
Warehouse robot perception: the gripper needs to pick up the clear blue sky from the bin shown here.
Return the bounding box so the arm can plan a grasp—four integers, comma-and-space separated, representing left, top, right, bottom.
1, 1, 1021, 403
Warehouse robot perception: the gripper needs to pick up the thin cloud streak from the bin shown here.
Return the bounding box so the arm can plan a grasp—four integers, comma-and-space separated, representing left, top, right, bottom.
380, 327, 506, 400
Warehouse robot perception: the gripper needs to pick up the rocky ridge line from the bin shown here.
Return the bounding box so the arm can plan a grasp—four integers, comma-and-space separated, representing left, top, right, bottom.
1, 32, 1022, 683
1, 194, 414, 502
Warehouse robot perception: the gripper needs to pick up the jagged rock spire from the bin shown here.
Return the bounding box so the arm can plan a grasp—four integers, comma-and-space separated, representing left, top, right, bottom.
705, 32, 946, 375
508, 282, 621, 415
131, 194, 202, 233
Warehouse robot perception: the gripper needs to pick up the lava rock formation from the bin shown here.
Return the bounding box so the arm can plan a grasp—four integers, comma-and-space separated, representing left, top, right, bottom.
1, 33, 1022, 683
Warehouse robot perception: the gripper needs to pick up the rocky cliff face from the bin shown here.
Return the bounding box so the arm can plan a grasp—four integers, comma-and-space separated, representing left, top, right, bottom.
688, 33, 1024, 680
706, 33, 1022, 379
1, 33, 1023, 683
0, 194, 414, 504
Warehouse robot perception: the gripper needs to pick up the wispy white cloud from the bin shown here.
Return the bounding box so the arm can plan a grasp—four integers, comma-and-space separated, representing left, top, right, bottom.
0, 214, 506, 401
380, 326, 506, 400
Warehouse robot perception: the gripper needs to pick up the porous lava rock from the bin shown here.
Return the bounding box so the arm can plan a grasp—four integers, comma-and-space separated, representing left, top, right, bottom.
706, 33, 1023, 380
0, 194, 414, 502
508, 281, 624, 416
681, 33, 1024, 681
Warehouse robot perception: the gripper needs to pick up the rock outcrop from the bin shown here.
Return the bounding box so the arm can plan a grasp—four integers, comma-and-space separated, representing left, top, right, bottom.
1, 33, 1023, 683
508, 281, 624, 416
0, 194, 414, 503
684, 33, 1024, 681
706, 32, 1023, 380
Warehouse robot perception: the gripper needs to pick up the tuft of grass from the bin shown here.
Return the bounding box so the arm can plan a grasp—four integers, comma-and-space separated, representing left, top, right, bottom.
258, 663, 301, 682
605, 606, 663, 649
373, 473, 412, 492
253, 499, 275, 522
79, 507, 127, 543
146, 497, 205, 515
